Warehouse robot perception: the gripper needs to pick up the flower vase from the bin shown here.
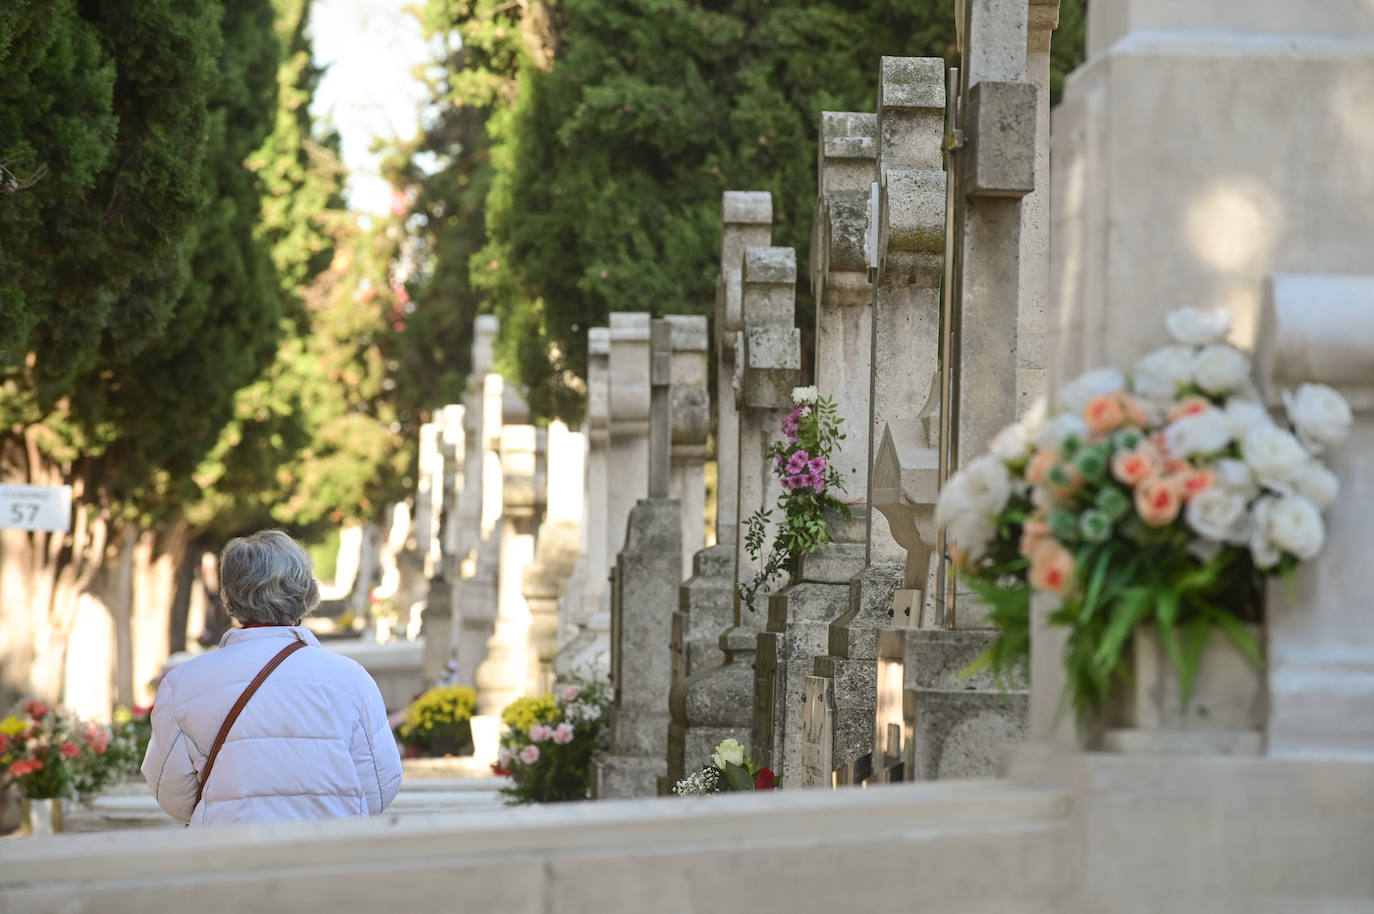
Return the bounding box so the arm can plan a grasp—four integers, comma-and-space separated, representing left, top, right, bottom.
1100, 623, 1265, 755
20, 796, 65, 836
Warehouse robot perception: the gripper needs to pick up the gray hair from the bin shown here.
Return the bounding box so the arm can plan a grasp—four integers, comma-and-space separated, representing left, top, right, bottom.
219, 530, 320, 625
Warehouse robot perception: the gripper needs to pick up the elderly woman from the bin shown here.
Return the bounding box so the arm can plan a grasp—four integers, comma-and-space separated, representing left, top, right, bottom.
142, 530, 402, 826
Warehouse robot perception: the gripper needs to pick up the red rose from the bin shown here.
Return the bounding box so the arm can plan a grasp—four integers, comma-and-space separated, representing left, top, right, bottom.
0, 733, 8, 754
754, 768, 776, 790
58, 742, 80, 759
490, 764, 512, 776
24, 700, 48, 720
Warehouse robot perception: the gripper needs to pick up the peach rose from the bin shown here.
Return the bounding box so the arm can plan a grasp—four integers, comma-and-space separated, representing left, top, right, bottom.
1028, 540, 1076, 597
1169, 396, 1212, 423
1134, 476, 1183, 527
1163, 457, 1189, 476
1111, 449, 1158, 487
1121, 395, 1150, 427
1083, 394, 1126, 436
1025, 449, 1059, 486
1174, 467, 1215, 501
1018, 519, 1052, 559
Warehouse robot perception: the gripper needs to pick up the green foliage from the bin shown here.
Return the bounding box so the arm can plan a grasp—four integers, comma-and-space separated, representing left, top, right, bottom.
739, 395, 850, 610
399, 0, 1088, 420
398, 685, 477, 756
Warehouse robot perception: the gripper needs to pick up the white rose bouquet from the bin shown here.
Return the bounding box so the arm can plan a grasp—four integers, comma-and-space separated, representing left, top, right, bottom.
672, 738, 775, 795
938, 307, 1352, 720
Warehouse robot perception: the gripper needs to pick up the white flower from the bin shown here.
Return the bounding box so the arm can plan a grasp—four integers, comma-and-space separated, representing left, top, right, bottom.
1191, 344, 1251, 394
1058, 367, 1125, 414
1166, 307, 1233, 346
672, 766, 721, 796
1248, 497, 1282, 569
1266, 494, 1325, 560
1283, 383, 1352, 453
989, 423, 1032, 462
1184, 488, 1248, 542
1243, 425, 1308, 490
1033, 413, 1089, 452
1293, 460, 1339, 511
791, 385, 819, 406
1132, 345, 1195, 401
1213, 458, 1259, 500
711, 738, 746, 769
1223, 398, 1272, 440
1163, 409, 1232, 457
937, 455, 1013, 528
947, 513, 996, 563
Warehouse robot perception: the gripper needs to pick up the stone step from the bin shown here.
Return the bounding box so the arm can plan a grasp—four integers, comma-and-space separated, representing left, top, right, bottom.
688, 543, 734, 580
797, 542, 867, 584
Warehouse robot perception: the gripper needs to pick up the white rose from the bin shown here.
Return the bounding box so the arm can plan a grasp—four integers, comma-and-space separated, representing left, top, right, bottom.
1058, 367, 1125, 414
1213, 458, 1259, 500
1132, 345, 1195, 402
1266, 494, 1325, 560
1283, 383, 1352, 453
1165, 307, 1233, 346
1223, 398, 1272, 441
1163, 409, 1232, 457
1248, 497, 1282, 569
1184, 488, 1248, 542
711, 738, 746, 768
989, 422, 1032, 462
1034, 413, 1089, 452
947, 513, 996, 563
1293, 460, 1339, 510
1191, 344, 1251, 394
937, 455, 1013, 529
791, 385, 819, 406
1243, 425, 1307, 490
1016, 397, 1048, 443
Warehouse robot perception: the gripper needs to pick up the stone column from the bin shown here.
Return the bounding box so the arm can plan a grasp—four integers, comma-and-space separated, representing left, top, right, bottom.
665, 194, 773, 790
592, 320, 683, 798
522, 420, 584, 696
667, 315, 710, 577
607, 313, 652, 553
553, 328, 612, 684
473, 414, 544, 718
751, 113, 876, 783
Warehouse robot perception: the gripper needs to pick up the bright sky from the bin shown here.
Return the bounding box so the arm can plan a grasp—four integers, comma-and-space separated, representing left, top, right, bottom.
309, 0, 432, 214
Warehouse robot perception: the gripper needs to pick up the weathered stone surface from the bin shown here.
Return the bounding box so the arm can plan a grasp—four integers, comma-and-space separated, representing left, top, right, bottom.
671, 544, 733, 684
593, 498, 682, 798
961, 81, 1037, 198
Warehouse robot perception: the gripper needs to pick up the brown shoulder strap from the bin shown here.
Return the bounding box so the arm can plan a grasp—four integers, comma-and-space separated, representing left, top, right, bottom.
195, 637, 308, 808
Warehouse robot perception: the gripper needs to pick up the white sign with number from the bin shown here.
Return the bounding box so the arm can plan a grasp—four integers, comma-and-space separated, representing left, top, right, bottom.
0, 484, 73, 532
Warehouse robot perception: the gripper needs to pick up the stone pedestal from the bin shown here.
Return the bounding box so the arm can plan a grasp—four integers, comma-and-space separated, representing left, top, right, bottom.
591, 499, 682, 798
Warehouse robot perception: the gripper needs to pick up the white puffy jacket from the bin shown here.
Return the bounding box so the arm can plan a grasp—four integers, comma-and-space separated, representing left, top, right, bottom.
141, 626, 403, 827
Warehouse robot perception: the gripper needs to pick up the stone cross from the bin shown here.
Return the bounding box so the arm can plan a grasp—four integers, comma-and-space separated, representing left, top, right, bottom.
553, 327, 613, 686
664, 195, 774, 791
420, 404, 466, 686
798, 57, 947, 787
751, 114, 878, 783
812, 111, 877, 531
